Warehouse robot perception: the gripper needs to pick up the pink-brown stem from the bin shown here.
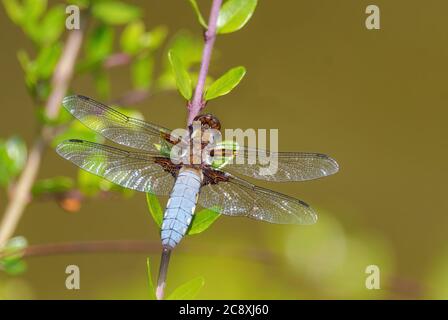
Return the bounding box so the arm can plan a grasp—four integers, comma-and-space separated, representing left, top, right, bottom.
155, 0, 223, 300
187, 0, 223, 124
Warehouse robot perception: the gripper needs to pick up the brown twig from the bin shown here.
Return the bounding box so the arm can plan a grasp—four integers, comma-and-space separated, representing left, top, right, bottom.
0, 28, 85, 248
103, 52, 132, 69
187, 0, 223, 124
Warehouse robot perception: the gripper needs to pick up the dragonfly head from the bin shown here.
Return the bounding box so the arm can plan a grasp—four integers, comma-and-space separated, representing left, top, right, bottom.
193, 113, 221, 131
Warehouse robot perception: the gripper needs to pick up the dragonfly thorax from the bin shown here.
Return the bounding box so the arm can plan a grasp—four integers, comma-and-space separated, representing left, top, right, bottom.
171, 116, 222, 167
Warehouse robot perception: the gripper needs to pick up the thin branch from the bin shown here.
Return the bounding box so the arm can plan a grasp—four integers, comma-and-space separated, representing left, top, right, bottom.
45, 29, 84, 120
103, 52, 132, 69
0, 240, 279, 266
156, 247, 171, 300
153, 0, 223, 300
0, 29, 85, 248
187, 0, 223, 124
21, 240, 161, 258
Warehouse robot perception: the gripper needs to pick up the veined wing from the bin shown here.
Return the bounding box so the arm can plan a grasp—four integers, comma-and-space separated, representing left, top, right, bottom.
199, 169, 317, 225
56, 139, 178, 195
214, 146, 339, 182
62, 95, 179, 152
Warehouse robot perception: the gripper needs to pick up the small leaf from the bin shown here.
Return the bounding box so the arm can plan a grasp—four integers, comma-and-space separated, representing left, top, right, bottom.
146, 193, 163, 228
188, 0, 208, 29
3, 0, 25, 25
211, 140, 239, 169
93, 70, 110, 99
34, 43, 62, 79
35, 4, 65, 45
120, 20, 145, 55
167, 32, 203, 67
168, 50, 193, 100
2, 259, 27, 275
146, 258, 157, 300
32, 177, 74, 196
187, 207, 221, 235
68, 0, 89, 8
0, 136, 27, 186
217, 0, 258, 34
205, 66, 246, 100
166, 276, 205, 300
141, 26, 168, 51
85, 24, 115, 65
52, 120, 102, 147
77, 169, 111, 197
131, 53, 154, 90
92, 1, 141, 25
157, 32, 203, 91
153, 140, 172, 158
2, 236, 28, 260
5, 136, 27, 175
23, 0, 47, 22
36, 106, 71, 126
0, 236, 28, 275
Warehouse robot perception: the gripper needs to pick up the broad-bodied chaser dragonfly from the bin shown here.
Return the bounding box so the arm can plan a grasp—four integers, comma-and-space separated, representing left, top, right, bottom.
56, 95, 339, 249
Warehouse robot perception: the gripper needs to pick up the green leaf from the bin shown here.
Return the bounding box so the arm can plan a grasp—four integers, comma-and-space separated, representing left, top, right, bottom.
2, 258, 27, 275
77, 169, 112, 197
211, 140, 239, 169
141, 26, 168, 51
168, 32, 203, 68
23, 0, 47, 21
0, 236, 28, 275
84, 24, 115, 65
187, 207, 221, 235
146, 258, 157, 300
168, 50, 193, 100
0, 136, 27, 186
205, 66, 246, 100
34, 43, 62, 79
188, 0, 208, 29
32, 177, 74, 196
52, 120, 102, 147
5, 136, 27, 175
157, 32, 203, 91
0, 144, 10, 186
92, 1, 141, 25
3, 0, 26, 25
131, 53, 154, 90
217, 0, 258, 34
2, 236, 28, 260
146, 193, 163, 228
93, 70, 110, 99
35, 4, 65, 45
36, 106, 71, 126
68, 0, 89, 9
153, 141, 172, 158
17, 44, 62, 94
120, 21, 145, 55
167, 276, 205, 300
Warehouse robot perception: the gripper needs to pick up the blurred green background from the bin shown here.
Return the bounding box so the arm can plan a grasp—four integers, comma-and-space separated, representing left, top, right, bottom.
1, 0, 448, 299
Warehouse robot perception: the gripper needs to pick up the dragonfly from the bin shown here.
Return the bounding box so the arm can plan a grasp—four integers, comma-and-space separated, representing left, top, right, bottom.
56, 95, 339, 250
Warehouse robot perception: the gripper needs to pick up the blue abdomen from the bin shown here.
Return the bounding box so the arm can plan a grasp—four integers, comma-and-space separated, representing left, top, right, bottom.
161, 168, 201, 249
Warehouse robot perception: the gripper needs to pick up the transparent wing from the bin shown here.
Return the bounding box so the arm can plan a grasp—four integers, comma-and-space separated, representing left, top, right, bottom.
215, 146, 339, 182
198, 169, 317, 224
56, 139, 176, 195
62, 95, 178, 152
